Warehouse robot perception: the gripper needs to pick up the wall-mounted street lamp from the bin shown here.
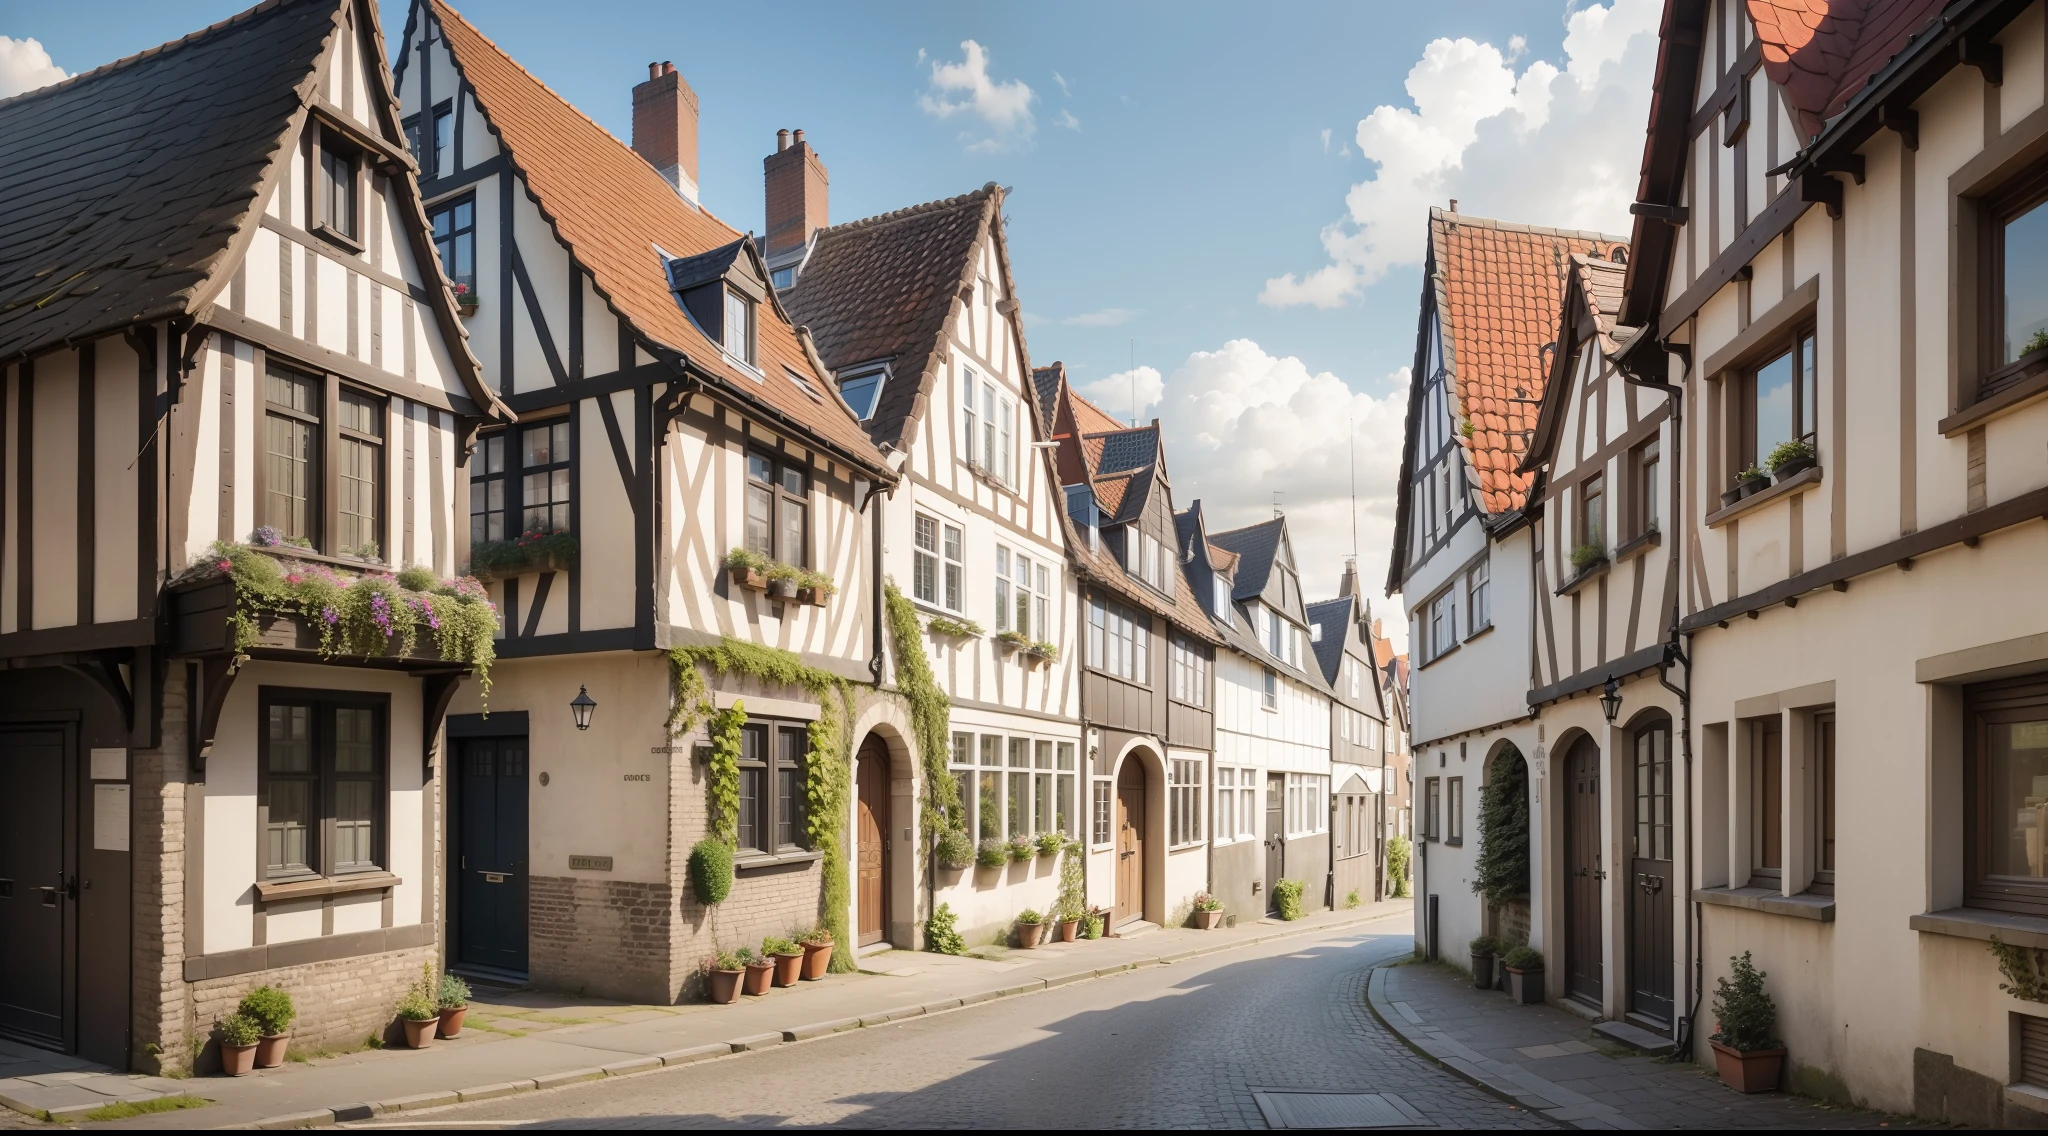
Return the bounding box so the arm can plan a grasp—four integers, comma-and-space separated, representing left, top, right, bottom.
1599, 675, 1622, 724
570, 686, 597, 731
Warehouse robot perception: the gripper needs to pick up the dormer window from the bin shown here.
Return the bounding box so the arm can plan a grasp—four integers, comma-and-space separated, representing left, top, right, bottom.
667, 238, 768, 373
310, 122, 362, 250
723, 288, 756, 367
837, 364, 887, 421
1214, 577, 1232, 625
771, 265, 796, 290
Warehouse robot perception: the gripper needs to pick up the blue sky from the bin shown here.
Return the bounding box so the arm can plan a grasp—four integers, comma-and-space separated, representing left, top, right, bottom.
3, 0, 1662, 633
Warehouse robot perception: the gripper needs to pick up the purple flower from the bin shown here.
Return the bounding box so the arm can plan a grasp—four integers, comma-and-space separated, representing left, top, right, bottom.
370, 593, 393, 637
322, 607, 339, 625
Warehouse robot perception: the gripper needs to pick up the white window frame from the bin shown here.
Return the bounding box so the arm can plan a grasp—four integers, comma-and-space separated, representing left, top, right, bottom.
1169, 758, 1203, 848
1091, 778, 1113, 847
1262, 667, 1278, 711
913, 513, 941, 607
1286, 772, 1327, 837
722, 288, 757, 369
961, 368, 979, 468
995, 546, 1012, 632
999, 396, 1016, 486
1467, 559, 1491, 634
1214, 767, 1235, 844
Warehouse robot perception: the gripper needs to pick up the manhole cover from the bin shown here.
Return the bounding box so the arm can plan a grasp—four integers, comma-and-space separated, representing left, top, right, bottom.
1251, 1091, 1429, 1129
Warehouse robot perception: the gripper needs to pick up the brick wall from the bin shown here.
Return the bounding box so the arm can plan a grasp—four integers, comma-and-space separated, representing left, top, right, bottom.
186, 945, 437, 1071
529, 874, 676, 1002
130, 666, 191, 1073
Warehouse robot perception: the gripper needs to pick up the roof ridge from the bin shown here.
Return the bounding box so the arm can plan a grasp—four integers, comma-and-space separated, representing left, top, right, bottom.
815, 183, 998, 239
1428, 206, 1629, 245
0, 0, 314, 113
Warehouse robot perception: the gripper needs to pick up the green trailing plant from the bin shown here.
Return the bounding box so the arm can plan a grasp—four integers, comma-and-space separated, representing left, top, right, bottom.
1990, 937, 2048, 1003
1471, 757, 1530, 907
761, 936, 800, 957
470, 529, 578, 576
1016, 908, 1044, 926
796, 569, 837, 596
215, 1014, 261, 1048
1005, 834, 1034, 863
1568, 542, 1606, 574
237, 987, 295, 1036
689, 839, 734, 906
2029, 327, 2048, 356
1056, 840, 1086, 922
935, 828, 975, 871
1387, 833, 1412, 898
1710, 951, 1778, 1052
1502, 945, 1544, 971
925, 616, 983, 639
1274, 878, 1306, 921
976, 837, 1009, 869
1766, 437, 1816, 473
1469, 935, 1499, 956
200, 542, 498, 703
994, 629, 1033, 650
436, 974, 470, 1011
925, 902, 967, 955
1192, 892, 1223, 913
704, 705, 746, 847
1081, 912, 1104, 939
1035, 831, 1065, 857
724, 547, 770, 573
1460, 418, 1475, 438
884, 585, 961, 855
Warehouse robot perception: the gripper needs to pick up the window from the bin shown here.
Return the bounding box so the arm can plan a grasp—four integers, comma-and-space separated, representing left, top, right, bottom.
1214, 577, 1233, 625
521, 420, 572, 535
914, 515, 965, 612
737, 722, 808, 856
1984, 170, 2048, 398
1170, 759, 1203, 847
405, 101, 453, 180
1426, 589, 1457, 661
1440, 463, 1455, 533
1034, 563, 1051, 644
1446, 777, 1463, 845
428, 196, 476, 305
722, 289, 756, 367
995, 546, 1011, 632
744, 453, 808, 566
1748, 717, 1783, 886
999, 395, 1015, 485
949, 731, 973, 830
837, 365, 886, 420
770, 265, 796, 290
1284, 773, 1325, 837
1577, 471, 1606, 555
1086, 596, 1148, 683
1266, 606, 1283, 657
1240, 768, 1258, 837
317, 134, 359, 241
1215, 767, 1235, 843
961, 368, 979, 467
263, 364, 321, 543
1634, 720, 1673, 866
1466, 560, 1490, 633
259, 691, 387, 880
335, 389, 384, 556
1170, 636, 1208, 707
999, 548, 1042, 638
1007, 738, 1031, 837
1965, 675, 2048, 915
977, 735, 1003, 841
1034, 741, 1055, 834
1424, 777, 1441, 841
1057, 743, 1077, 837
982, 383, 997, 476
1633, 438, 1662, 536
1811, 711, 1835, 894
1740, 329, 1817, 475
470, 433, 507, 544
1262, 668, 1278, 711
1092, 779, 1112, 846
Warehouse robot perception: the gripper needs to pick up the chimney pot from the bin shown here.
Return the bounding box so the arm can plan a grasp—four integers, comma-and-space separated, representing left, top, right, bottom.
777, 128, 790, 152
764, 127, 828, 261
1448, 198, 1459, 212
647, 62, 660, 80
663, 61, 675, 75
792, 128, 805, 145
632, 63, 700, 205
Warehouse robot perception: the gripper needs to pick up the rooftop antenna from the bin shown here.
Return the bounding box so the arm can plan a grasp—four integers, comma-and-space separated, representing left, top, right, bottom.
1129, 339, 1137, 427
1350, 413, 1360, 562
1273, 490, 1283, 520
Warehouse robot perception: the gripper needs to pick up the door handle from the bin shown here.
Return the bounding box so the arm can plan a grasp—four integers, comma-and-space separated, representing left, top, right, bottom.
37, 886, 59, 907
65, 875, 79, 901
483, 872, 507, 883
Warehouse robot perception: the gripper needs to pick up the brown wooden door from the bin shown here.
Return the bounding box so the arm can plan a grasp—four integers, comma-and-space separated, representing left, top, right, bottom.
1115, 759, 1147, 925
855, 738, 890, 946
1627, 722, 1673, 1027
1565, 735, 1604, 1008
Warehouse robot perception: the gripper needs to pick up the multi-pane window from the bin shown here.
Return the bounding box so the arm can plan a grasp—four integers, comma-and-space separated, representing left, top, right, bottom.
1466, 560, 1490, 632
470, 433, 507, 543
428, 196, 476, 304
982, 383, 998, 477
977, 735, 1003, 841
405, 101, 453, 180
723, 289, 756, 367
737, 721, 808, 856
1092, 779, 1112, 846
1965, 676, 2048, 915
318, 136, 359, 240
998, 393, 1015, 485
1577, 472, 1606, 554
261, 693, 386, 880
1749, 717, 1783, 886
1262, 667, 1278, 710
961, 368, 979, 468
1169, 759, 1203, 847
1634, 721, 1672, 865
1283, 773, 1326, 837
745, 453, 808, 565
948, 732, 973, 829
1426, 590, 1457, 661
1086, 596, 1148, 683
1032, 741, 1055, 834
1007, 738, 1030, 837
264, 364, 321, 542
1240, 768, 1259, 837
1169, 636, 1208, 707
1056, 743, 1077, 837
521, 421, 572, 534
955, 734, 1076, 839
1131, 529, 1172, 593
1811, 712, 1835, 893
1214, 577, 1233, 625
1634, 438, 1662, 536
1423, 777, 1441, 841
1215, 767, 1235, 842
1743, 329, 1818, 473
913, 514, 964, 611
336, 389, 384, 557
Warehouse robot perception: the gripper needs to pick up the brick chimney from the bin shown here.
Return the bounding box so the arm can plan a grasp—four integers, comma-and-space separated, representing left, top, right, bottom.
633, 61, 699, 205
764, 128, 828, 260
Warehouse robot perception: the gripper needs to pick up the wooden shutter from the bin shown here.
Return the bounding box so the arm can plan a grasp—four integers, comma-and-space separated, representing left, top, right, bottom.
2021, 1013, 2048, 1088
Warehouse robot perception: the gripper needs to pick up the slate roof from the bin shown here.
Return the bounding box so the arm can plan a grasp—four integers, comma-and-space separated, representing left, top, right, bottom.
782, 186, 1004, 452
1748, 0, 1947, 140
0, 0, 341, 363
1209, 517, 1285, 601
1306, 595, 1358, 689
431, 1, 888, 474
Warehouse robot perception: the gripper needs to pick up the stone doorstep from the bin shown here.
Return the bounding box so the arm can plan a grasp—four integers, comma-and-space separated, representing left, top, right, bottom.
1593, 1019, 1677, 1056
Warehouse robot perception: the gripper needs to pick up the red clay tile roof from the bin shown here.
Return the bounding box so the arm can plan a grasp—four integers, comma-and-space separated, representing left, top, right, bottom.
430, 1, 888, 474
1521, 254, 1635, 475
1429, 208, 1627, 514
1748, 0, 1946, 141
1069, 389, 1126, 436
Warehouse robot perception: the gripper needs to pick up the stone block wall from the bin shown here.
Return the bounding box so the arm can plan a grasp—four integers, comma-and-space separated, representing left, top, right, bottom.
185, 945, 436, 1071
130, 666, 190, 1074
529, 874, 677, 1002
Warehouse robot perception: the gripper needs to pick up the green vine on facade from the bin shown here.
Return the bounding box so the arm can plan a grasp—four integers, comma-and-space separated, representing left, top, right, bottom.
704, 703, 745, 846
1471, 755, 1530, 907
884, 584, 960, 852
1991, 936, 2048, 1003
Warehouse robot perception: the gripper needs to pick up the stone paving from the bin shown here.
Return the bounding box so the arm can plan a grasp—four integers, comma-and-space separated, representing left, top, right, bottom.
1371, 959, 1925, 1129
0, 1040, 189, 1123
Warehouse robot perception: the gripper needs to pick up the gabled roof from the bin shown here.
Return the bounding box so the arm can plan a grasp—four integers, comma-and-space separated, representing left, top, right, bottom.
0, 0, 338, 362
1305, 594, 1359, 688
1207, 542, 1240, 574
1522, 255, 1635, 474
1749, 0, 1946, 141
429, 1, 887, 474
782, 185, 1006, 452
1209, 517, 1288, 601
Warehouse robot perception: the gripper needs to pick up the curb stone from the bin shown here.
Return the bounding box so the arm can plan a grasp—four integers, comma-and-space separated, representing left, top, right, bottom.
599, 1056, 663, 1077
253, 1108, 334, 1129
532, 1068, 605, 1090
726, 1032, 783, 1052
656, 1044, 731, 1066
331, 1104, 379, 1122
454, 1081, 532, 1103
782, 1017, 861, 1042
375, 1090, 459, 1112
859, 1004, 925, 1026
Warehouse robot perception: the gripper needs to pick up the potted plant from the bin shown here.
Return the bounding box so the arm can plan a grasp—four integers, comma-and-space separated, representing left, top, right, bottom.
1005, 833, 1034, 864
993, 629, 1032, 655
238, 986, 295, 1068
452, 280, 478, 314
1026, 641, 1060, 663
1709, 951, 1784, 1093
1015, 909, 1046, 949
1192, 892, 1225, 930
975, 836, 1009, 870
1035, 831, 1065, 859
1081, 911, 1105, 940
703, 950, 745, 1004
437, 973, 470, 1038
798, 926, 835, 979
936, 827, 976, 872
796, 570, 836, 606
397, 988, 439, 1049
1567, 543, 1606, 579
1056, 905, 1081, 943
741, 948, 775, 996
216, 1013, 261, 1076
725, 548, 770, 591
1734, 465, 1771, 502
764, 936, 805, 988
926, 616, 983, 639
1768, 438, 1817, 482
766, 563, 801, 601
1502, 945, 1544, 1004
1469, 936, 1499, 989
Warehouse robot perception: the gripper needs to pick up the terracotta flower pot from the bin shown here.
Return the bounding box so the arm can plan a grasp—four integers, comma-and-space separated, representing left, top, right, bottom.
1058, 919, 1079, 942
1505, 966, 1543, 1004
1710, 1040, 1785, 1093
254, 1033, 290, 1068
801, 940, 834, 980
402, 1016, 437, 1049
742, 960, 775, 996
438, 1006, 467, 1038
729, 566, 767, 592
706, 968, 743, 1004
772, 951, 804, 987
220, 1042, 258, 1077
1194, 909, 1223, 930
1016, 921, 1044, 949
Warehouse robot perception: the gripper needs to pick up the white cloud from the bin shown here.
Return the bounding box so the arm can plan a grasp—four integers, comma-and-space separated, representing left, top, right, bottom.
0, 36, 67, 99
1320, 127, 1332, 154
1053, 71, 1070, 96
1063, 306, 1133, 327
1260, 0, 1658, 309
920, 40, 1035, 153
1076, 365, 1162, 424
1056, 108, 1081, 131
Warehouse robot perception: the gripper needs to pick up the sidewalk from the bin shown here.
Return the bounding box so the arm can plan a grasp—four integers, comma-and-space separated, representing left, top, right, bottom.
1367, 959, 1920, 1130
0, 901, 1409, 1129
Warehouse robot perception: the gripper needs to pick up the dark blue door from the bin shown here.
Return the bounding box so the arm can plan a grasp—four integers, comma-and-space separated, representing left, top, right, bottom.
0, 730, 69, 1048
456, 737, 528, 975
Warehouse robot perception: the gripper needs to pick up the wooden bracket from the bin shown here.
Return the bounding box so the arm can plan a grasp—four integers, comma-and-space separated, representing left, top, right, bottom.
61, 651, 133, 733
1878, 104, 1919, 151
187, 656, 238, 778
421, 671, 465, 781
1800, 172, 1844, 219
1817, 154, 1866, 185
1959, 34, 2003, 87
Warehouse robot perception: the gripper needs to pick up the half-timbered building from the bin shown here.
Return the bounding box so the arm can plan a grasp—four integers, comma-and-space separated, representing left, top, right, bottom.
1309, 566, 1393, 907
1615, 0, 2048, 1119
785, 181, 1082, 948
0, 0, 503, 1070
398, 1, 895, 1001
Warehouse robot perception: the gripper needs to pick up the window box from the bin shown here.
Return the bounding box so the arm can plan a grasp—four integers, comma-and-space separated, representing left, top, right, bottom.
169, 574, 455, 668
767, 575, 799, 601
1719, 473, 1771, 508
1706, 465, 1822, 529
729, 565, 768, 592
1613, 529, 1662, 563
468, 533, 577, 582
796, 585, 829, 607
1772, 454, 1817, 482
1556, 558, 1610, 597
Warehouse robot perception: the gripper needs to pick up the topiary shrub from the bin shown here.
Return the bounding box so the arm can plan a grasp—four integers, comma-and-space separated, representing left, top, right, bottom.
237, 986, 295, 1036
1274, 878, 1305, 920
925, 902, 966, 955
689, 839, 733, 906
1471, 756, 1530, 908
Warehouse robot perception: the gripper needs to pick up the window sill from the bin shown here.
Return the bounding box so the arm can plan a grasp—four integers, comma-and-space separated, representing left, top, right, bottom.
1691, 884, 1835, 922
735, 849, 822, 872
1556, 559, 1610, 596
1463, 622, 1495, 643
1941, 365, 2048, 436
255, 871, 401, 903
1444, 839, 1463, 847
310, 222, 365, 256
1415, 642, 1460, 671
249, 543, 387, 574
1614, 529, 1662, 563
1909, 906, 2048, 949
1704, 465, 1822, 529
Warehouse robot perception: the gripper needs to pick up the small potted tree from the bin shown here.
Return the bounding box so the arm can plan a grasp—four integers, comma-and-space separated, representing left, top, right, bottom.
1035, 830, 1065, 859
1768, 438, 1817, 483
1192, 892, 1225, 930
703, 950, 745, 1004
397, 988, 439, 1049
1502, 945, 1544, 1004
1015, 909, 1046, 949
765, 936, 805, 988
1709, 951, 1784, 1092
437, 973, 471, 1038
238, 986, 295, 1068
725, 548, 770, 591
741, 947, 775, 996
936, 827, 975, 872
216, 1013, 261, 1076
1469, 936, 1498, 989
798, 926, 835, 980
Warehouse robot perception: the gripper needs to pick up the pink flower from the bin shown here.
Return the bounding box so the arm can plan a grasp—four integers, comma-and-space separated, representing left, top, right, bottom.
217, 560, 233, 572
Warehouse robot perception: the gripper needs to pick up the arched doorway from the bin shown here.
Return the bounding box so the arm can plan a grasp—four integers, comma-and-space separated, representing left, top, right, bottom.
1564, 734, 1604, 1008
1115, 758, 1148, 926
1626, 714, 1673, 1027
854, 735, 891, 947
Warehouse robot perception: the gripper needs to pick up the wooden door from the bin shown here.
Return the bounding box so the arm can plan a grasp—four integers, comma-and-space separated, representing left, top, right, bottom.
456, 737, 529, 976
855, 738, 890, 946
1627, 723, 1674, 1027
1115, 760, 1147, 924
1264, 773, 1285, 914
1564, 735, 1604, 1008
0, 729, 71, 1050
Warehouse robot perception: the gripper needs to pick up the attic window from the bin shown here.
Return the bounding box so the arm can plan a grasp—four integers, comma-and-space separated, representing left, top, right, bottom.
723, 289, 756, 367
314, 126, 362, 247
784, 367, 821, 401
837, 364, 887, 421
771, 265, 797, 290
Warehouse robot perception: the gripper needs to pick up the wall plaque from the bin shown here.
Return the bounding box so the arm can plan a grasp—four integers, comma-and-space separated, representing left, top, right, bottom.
568, 855, 613, 872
